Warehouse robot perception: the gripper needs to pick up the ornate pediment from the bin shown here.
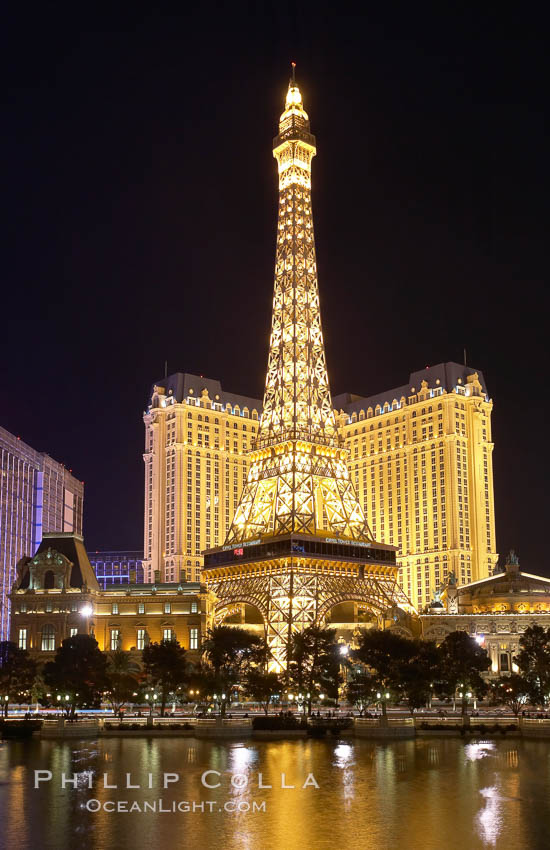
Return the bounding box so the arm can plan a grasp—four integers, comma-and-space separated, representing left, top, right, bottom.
22, 547, 73, 591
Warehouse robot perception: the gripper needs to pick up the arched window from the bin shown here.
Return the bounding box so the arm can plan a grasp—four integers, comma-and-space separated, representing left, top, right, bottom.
43, 570, 55, 589
41, 624, 55, 652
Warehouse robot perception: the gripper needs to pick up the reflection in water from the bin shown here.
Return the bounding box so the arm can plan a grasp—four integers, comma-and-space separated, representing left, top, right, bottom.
427, 746, 439, 766
506, 750, 519, 769
477, 786, 503, 846
0, 737, 548, 850
333, 743, 353, 768
465, 741, 496, 762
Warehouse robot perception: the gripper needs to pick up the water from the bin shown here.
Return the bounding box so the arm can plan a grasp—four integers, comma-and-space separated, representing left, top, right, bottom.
1, 735, 549, 850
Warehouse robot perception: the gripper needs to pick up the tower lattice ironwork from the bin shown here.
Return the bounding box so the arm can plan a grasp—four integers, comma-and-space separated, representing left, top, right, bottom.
203, 70, 414, 668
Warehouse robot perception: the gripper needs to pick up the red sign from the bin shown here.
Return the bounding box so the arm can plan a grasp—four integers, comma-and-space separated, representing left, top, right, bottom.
233, 548, 244, 556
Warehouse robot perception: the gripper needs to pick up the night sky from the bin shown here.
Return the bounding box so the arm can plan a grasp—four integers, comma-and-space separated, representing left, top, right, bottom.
2, 7, 547, 570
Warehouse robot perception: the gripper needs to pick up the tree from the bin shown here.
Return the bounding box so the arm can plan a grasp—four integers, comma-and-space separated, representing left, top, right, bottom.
287, 625, 341, 716
200, 626, 264, 715
353, 629, 416, 716
142, 639, 189, 716
104, 650, 141, 716
435, 631, 490, 714
399, 640, 441, 712
243, 668, 284, 715
514, 625, 550, 707
345, 669, 377, 715
0, 641, 37, 717
490, 674, 530, 716
43, 634, 107, 718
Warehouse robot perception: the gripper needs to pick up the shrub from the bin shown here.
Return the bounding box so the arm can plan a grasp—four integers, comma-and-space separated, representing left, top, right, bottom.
252, 715, 306, 731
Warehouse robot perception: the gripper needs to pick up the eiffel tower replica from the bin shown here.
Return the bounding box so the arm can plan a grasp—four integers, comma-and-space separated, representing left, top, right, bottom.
203, 68, 413, 668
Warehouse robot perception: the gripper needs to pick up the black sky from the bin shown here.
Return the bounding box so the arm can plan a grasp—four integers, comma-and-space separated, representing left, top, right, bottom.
1, 6, 547, 570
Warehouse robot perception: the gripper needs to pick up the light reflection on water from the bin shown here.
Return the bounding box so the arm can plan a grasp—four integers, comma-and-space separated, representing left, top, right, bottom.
0, 736, 549, 850
477, 785, 503, 846
465, 741, 496, 761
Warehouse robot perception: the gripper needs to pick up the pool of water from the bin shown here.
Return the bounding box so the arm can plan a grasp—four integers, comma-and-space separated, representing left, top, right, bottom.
1, 736, 548, 849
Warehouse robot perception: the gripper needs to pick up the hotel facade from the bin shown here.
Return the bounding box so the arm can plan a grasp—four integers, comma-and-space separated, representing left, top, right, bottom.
143, 362, 496, 610
10, 533, 208, 660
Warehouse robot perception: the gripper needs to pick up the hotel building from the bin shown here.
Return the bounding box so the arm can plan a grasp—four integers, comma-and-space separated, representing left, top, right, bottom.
142, 374, 261, 584
89, 550, 144, 588
335, 362, 497, 609
143, 363, 496, 609
10, 533, 209, 659
0, 426, 84, 640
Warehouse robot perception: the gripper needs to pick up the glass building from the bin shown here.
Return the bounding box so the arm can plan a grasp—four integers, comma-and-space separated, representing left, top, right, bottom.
89, 550, 144, 588
0, 426, 84, 640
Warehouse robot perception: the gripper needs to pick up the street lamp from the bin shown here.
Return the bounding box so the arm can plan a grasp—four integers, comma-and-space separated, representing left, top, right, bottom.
339, 645, 349, 657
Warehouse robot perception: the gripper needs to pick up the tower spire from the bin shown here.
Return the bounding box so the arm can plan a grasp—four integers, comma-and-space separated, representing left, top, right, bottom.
224, 77, 373, 544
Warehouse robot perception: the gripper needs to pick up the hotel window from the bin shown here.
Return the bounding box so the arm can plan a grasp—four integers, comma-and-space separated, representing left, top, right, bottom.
69, 628, 78, 638
164, 602, 171, 614
500, 653, 510, 673
137, 628, 146, 650
18, 628, 28, 650
189, 628, 199, 650
112, 603, 119, 615
163, 628, 174, 642
110, 629, 121, 651
41, 624, 55, 652
191, 601, 198, 613
20, 602, 27, 614
138, 602, 145, 615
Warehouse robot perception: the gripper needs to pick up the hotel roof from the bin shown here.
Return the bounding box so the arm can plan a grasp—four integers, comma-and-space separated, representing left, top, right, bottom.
333, 362, 489, 415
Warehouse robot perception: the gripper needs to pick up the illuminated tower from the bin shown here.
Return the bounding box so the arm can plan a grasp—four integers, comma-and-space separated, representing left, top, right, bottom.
203, 70, 413, 668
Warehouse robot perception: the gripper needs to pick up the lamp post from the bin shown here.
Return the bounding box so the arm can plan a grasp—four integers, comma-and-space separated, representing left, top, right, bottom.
145, 692, 157, 717
3, 694, 8, 718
